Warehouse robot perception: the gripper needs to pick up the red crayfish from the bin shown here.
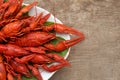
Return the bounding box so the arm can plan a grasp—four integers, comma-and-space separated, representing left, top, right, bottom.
0, 0, 85, 80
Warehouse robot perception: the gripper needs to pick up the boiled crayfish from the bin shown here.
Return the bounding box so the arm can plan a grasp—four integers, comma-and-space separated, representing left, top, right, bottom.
0, 0, 85, 80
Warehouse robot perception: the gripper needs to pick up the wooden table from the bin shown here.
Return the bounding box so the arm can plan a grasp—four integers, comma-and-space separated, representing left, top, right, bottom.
24, 0, 120, 80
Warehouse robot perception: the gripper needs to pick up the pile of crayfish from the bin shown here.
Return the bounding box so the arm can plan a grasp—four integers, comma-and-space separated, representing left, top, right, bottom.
0, 0, 84, 80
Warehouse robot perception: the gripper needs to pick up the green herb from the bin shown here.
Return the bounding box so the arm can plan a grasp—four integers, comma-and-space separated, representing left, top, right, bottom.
50, 37, 68, 57
44, 21, 54, 26
4, 0, 7, 2
22, 12, 29, 16
22, 5, 26, 8
21, 5, 29, 17
22, 76, 37, 80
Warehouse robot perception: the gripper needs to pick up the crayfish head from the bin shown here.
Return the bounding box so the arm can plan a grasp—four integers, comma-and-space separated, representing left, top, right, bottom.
10, 60, 31, 77
1, 21, 24, 37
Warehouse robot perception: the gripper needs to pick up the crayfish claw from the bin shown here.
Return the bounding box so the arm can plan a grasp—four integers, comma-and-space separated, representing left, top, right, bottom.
39, 13, 51, 25
44, 37, 84, 52
63, 37, 84, 48
3, 0, 19, 19
15, 1, 38, 19
21, 12, 43, 33
41, 53, 70, 72
43, 23, 85, 37
46, 53, 70, 65
15, 54, 35, 64
41, 63, 68, 72
27, 64, 43, 80
10, 60, 31, 78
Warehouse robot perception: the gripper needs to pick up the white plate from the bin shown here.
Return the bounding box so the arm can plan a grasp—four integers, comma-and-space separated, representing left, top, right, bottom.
24, 3, 70, 80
